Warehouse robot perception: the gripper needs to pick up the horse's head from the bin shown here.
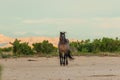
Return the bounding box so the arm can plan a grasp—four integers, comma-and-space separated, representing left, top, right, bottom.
60, 32, 66, 44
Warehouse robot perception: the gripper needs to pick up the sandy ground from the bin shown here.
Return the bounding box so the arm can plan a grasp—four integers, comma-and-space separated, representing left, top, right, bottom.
1, 56, 120, 80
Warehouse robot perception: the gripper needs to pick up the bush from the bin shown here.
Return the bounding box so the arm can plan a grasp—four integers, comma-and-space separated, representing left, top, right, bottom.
18, 42, 34, 55
70, 37, 120, 53
1, 47, 12, 52
32, 43, 42, 53
11, 39, 34, 56
33, 40, 57, 54
0, 53, 11, 58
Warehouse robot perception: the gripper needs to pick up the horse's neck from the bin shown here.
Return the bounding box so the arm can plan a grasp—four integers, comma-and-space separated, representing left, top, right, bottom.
59, 38, 69, 44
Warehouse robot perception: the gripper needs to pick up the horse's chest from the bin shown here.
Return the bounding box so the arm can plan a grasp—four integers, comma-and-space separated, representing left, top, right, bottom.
59, 45, 68, 52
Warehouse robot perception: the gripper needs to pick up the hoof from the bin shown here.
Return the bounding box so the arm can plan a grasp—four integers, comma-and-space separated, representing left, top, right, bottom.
60, 64, 62, 66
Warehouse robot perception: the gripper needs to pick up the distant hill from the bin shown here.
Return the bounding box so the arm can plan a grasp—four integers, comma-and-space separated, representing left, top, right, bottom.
0, 34, 77, 48
0, 34, 14, 43
0, 34, 14, 48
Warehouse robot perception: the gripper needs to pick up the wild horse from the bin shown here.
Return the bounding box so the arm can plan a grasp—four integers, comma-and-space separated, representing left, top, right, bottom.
58, 32, 74, 66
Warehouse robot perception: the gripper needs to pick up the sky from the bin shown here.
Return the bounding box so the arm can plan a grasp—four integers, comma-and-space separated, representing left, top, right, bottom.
0, 0, 120, 40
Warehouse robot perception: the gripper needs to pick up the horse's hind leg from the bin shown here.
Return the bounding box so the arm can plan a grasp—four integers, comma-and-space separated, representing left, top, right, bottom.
66, 57, 68, 65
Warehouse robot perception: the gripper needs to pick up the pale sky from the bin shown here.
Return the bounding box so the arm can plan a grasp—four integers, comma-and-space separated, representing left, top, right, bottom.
0, 0, 120, 39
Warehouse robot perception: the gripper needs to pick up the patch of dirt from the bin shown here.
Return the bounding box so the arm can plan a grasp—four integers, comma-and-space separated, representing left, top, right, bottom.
90, 74, 117, 77
1, 56, 120, 80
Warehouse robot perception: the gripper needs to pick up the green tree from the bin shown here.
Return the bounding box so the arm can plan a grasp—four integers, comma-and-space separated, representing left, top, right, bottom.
10, 39, 21, 55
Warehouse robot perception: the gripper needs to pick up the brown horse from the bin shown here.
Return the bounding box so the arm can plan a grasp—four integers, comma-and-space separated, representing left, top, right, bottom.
58, 32, 74, 66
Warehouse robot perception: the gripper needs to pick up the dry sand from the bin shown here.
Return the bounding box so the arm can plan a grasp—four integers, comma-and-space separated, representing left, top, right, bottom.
1, 56, 120, 80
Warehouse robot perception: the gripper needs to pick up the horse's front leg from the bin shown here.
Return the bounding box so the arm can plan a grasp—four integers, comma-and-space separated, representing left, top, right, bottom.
63, 53, 66, 66
59, 52, 63, 66
65, 53, 68, 65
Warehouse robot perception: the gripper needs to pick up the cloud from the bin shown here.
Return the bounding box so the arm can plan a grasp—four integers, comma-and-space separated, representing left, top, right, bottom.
92, 17, 120, 28
13, 32, 27, 35
15, 17, 23, 20
22, 17, 120, 29
22, 18, 86, 25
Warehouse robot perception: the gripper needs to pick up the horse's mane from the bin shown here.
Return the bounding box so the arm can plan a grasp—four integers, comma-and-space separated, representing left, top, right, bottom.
59, 38, 69, 44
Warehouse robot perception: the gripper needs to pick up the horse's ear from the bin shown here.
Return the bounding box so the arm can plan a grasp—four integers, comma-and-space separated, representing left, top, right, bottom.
64, 32, 67, 34
60, 31, 66, 34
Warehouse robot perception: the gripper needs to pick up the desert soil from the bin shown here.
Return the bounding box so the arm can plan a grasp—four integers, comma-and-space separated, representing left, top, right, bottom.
1, 56, 120, 80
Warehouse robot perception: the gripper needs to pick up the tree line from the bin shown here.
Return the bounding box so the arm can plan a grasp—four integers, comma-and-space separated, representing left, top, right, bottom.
0, 37, 120, 57
70, 37, 120, 53
0, 39, 57, 57
10, 39, 57, 56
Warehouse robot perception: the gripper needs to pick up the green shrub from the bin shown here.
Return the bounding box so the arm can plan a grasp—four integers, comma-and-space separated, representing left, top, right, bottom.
33, 40, 57, 54
11, 39, 34, 56
10, 39, 21, 55
1, 47, 12, 52
70, 37, 120, 54
0, 53, 11, 58
18, 42, 34, 55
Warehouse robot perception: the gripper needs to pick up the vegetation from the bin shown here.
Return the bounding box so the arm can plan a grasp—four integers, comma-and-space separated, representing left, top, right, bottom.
32, 40, 57, 55
2, 39, 56, 57
10, 39, 21, 56
0, 37, 120, 58
70, 37, 120, 56
18, 42, 34, 55
10, 39, 34, 56
0, 47, 12, 52
0, 47, 12, 58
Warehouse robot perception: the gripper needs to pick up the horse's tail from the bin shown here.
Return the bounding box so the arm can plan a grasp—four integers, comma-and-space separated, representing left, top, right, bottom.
67, 50, 74, 60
